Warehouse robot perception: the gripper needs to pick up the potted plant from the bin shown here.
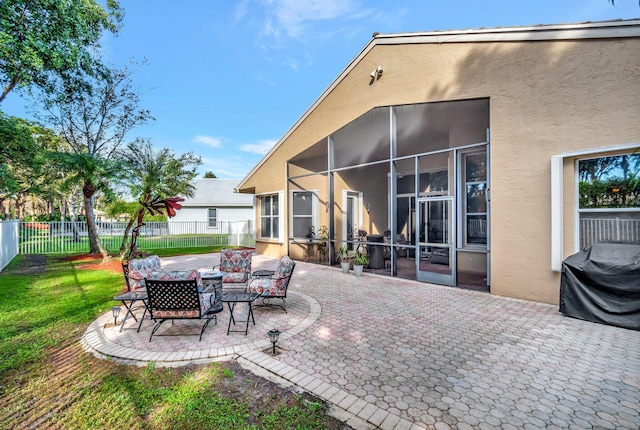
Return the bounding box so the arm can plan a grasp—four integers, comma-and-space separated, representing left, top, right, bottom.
353, 246, 368, 277
316, 225, 329, 260
337, 245, 351, 273
306, 225, 315, 242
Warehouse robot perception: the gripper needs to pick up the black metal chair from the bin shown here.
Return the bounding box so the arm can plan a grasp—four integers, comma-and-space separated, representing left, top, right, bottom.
145, 270, 222, 342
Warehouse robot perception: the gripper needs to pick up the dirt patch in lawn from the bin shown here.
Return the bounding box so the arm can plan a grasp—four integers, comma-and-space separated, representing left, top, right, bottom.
11, 254, 47, 275
76, 258, 124, 273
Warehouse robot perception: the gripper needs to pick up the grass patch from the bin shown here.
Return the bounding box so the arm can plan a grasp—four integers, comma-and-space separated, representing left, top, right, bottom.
0, 254, 122, 373
0, 252, 345, 429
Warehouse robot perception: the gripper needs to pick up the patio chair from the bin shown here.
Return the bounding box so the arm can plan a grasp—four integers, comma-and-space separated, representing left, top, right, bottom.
144, 270, 222, 342
118, 255, 162, 330
246, 255, 296, 312
213, 248, 253, 290
123, 255, 162, 291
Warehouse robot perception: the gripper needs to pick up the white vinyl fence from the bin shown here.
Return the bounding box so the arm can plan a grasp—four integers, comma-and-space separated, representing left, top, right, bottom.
580, 217, 640, 249
19, 220, 254, 254
1, 220, 19, 271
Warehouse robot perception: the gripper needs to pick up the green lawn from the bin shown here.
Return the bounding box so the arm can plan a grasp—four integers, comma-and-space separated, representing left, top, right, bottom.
0, 252, 343, 429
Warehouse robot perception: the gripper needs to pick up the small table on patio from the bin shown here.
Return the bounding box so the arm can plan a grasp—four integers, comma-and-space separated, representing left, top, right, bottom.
252, 269, 275, 279
114, 289, 149, 333
199, 270, 224, 315
222, 292, 260, 335
199, 269, 224, 295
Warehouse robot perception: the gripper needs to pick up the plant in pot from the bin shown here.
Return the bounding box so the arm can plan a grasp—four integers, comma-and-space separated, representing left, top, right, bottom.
353, 246, 368, 277
337, 245, 352, 273
316, 225, 329, 260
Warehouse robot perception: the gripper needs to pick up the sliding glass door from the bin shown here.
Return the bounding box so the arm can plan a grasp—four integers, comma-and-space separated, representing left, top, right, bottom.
417, 197, 455, 285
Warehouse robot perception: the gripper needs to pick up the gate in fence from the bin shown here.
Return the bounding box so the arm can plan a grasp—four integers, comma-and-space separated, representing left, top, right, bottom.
19, 220, 255, 254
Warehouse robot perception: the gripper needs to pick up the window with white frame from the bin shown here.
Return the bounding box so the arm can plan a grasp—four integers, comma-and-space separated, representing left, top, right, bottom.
208, 208, 217, 227
291, 191, 318, 238
578, 152, 640, 249
460, 151, 488, 247
259, 194, 279, 239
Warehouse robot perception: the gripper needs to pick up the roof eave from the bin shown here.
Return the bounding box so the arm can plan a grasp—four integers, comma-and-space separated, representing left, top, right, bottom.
236, 18, 640, 191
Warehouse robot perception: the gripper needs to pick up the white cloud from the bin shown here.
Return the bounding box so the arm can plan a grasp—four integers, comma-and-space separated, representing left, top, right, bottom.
232, 0, 251, 25
240, 139, 277, 155
200, 155, 253, 179
283, 56, 299, 70
272, 0, 357, 38
193, 135, 222, 148
242, 0, 371, 42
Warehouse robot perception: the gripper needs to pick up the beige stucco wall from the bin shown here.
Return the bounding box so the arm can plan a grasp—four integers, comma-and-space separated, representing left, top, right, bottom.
243, 36, 640, 305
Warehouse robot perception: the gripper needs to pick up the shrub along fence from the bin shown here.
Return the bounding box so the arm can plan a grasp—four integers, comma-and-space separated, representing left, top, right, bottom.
1, 220, 19, 270
19, 220, 255, 254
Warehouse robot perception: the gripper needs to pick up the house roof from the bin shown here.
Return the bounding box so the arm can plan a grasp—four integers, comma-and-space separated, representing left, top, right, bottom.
181, 179, 253, 207
236, 18, 640, 193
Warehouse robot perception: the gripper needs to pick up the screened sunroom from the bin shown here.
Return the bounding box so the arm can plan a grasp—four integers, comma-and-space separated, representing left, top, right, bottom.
286, 98, 490, 291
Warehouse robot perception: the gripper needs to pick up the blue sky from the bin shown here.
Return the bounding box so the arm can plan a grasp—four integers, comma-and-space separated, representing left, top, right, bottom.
3, 0, 639, 179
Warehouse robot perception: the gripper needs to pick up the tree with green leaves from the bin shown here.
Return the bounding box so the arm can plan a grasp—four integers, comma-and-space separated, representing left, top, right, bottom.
204, 171, 217, 178
0, 112, 33, 216
0, 0, 122, 104
40, 64, 152, 256
0, 111, 65, 219
117, 140, 201, 258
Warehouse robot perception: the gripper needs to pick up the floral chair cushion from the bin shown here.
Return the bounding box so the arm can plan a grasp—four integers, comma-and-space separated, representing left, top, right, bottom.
247, 256, 295, 298
216, 249, 252, 285
126, 255, 162, 290
146, 270, 212, 317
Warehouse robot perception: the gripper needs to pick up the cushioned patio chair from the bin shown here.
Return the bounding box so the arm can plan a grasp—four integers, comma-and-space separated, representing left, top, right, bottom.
144, 270, 222, 342
214, 248, 253, 290
246, 255, 296, 312
123, 255, 162, 291
118, 255, 162, 330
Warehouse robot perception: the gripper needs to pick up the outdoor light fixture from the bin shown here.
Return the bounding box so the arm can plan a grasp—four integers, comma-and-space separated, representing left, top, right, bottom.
267, 329, 281, 355
369, 65, 383, 80
112, 306, 121, 326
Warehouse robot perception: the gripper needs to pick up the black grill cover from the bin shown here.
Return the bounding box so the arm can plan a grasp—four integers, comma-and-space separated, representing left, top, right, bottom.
560, 242, 640, 330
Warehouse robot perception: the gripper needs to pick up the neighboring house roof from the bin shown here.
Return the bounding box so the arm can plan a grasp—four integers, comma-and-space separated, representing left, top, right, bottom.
236, 18, 640, 193
181, 179, 253, 207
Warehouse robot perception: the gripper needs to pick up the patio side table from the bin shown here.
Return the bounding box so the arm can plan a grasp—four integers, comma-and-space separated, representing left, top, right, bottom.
199, 270, 224, 312
114, 289, 149, 333
252, 269, 275, 279
222, 292, 259, 335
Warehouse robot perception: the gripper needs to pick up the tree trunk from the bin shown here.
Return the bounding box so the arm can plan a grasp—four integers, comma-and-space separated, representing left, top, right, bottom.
0, 78, 18, 105
66, 198, 81, 241
119, 215, 136, 258
82, 187, 108, 257
15, 195, 25, 219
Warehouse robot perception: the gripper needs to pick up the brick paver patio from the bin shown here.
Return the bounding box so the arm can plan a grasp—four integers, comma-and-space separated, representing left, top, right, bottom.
83, 253, 640, 430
